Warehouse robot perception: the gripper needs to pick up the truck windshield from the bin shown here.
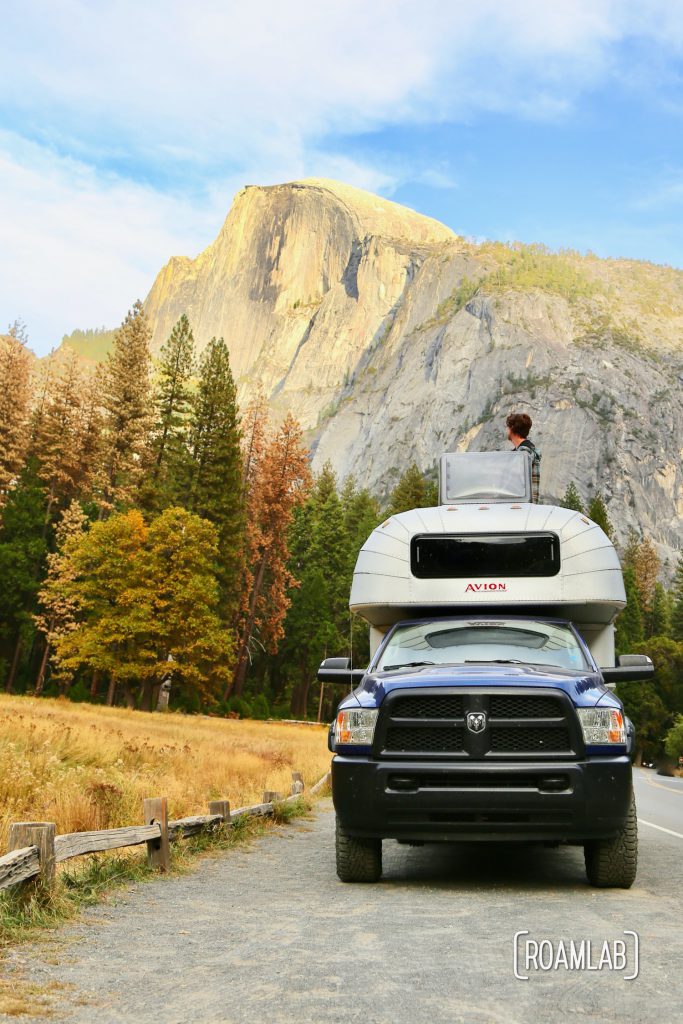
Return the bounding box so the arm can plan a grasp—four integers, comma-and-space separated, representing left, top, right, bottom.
377, 619, 590, 672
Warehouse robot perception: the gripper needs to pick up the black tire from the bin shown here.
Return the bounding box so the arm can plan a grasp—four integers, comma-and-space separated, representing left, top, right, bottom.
584, 793, 638, 888
335, 817, 382, 882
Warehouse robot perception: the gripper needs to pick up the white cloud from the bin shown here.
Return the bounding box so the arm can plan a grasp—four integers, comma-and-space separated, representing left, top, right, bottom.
2, 0, 683, 352
0, 132, 230, 350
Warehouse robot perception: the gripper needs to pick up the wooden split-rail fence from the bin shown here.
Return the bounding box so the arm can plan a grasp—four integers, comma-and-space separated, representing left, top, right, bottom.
0, 770, 331, 896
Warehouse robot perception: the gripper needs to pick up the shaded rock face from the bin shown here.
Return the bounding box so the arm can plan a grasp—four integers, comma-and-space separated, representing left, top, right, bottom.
143, 179, 683, 560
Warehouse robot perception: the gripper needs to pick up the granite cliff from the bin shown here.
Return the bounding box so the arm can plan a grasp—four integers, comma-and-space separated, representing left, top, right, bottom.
80, 179, 683, 558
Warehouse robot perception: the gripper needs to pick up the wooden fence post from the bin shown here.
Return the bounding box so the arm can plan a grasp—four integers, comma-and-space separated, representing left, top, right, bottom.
291, 771, 304, 795
8, 822, 56, 893
263, 791, 283, 803
208, 800, 231, 823
143, 797, 170, 872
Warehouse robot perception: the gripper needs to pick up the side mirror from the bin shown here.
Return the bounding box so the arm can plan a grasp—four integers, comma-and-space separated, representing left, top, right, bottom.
601, 654, 655, 685
317, 657, 366, 686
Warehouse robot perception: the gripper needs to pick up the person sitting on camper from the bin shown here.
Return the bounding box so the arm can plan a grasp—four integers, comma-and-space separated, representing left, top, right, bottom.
506, 412, 541, 503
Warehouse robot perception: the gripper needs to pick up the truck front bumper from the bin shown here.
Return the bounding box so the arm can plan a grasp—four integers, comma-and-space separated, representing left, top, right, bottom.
332, 755, 632, 843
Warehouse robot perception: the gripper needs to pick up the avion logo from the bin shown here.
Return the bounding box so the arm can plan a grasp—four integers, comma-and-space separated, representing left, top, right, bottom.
465, 582, 507, 593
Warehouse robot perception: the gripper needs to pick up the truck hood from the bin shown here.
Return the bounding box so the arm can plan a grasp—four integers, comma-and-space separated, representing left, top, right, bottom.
346, 663, 608, 710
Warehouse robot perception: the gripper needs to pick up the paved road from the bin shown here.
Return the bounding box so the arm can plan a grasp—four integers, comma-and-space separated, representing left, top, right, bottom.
2, 768, 682, 1024
633, 766, 683, 838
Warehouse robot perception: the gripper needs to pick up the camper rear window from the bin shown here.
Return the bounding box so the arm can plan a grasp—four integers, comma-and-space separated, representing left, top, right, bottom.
411, 533, 560, 579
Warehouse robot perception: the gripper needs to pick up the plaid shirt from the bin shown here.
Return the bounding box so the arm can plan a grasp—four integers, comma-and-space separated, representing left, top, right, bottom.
514, 439, 541, 503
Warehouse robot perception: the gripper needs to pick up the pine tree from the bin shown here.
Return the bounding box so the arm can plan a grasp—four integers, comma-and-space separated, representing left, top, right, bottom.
185, 337, 243, 609
99, 302, 153, 512
615, 566, 644, 654
0, 330, 33, 505
587, 491, 613, 538
0, 460, 49, 692
670, 555, 683, 642
386, 463, 431, 516
145, 314, 196, 508
633, 536, 661, 620
560, 482, 585, 514
620, 527, 640, 571
279, 492, 339, 719
648, 582, 671, 639
341, 478, 381, 670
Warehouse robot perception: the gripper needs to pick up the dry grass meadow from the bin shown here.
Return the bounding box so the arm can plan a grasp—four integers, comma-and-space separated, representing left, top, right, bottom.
0, 694, 331, 851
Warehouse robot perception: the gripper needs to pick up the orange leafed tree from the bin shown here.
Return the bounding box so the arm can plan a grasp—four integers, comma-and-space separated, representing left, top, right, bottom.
229, 400, 311, 697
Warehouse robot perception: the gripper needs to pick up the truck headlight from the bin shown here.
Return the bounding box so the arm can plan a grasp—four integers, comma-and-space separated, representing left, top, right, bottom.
577, 708, 625, 745
335, 708, 378, 745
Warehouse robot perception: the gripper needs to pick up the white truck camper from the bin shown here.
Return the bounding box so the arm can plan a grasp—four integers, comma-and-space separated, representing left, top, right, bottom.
321, 450, 654, 888
350, 450, 625, 671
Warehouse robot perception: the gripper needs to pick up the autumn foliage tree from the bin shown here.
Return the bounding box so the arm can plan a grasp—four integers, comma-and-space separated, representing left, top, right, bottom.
230, 405, 311, 697
29, 351, 103, 524
45, 508, 231, 708
34, 500, 88, 694
0, 329, 33, 505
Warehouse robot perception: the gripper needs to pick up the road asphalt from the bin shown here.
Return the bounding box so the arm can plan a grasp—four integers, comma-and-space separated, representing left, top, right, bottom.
2, 767, 681, 1024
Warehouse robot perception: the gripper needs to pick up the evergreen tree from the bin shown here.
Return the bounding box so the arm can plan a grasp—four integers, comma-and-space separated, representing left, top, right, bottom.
341, 478, 381, 669
0, 460, 49, 692
99, 302, 153, 511
186, 337, 243, 608
145, 314, 196, 508
587, 491, 613, 538
616, 681, 669, 762
633, 536, 661, 619
386, 463, 433, 516
560, 482, 585, 514
620, 527, 640, 571
277, 473, 381, 719
0, 330, 32, 505
615, 566, 644, 654
278, 486, 341, 719
671, 555, 683, 642
664, 715, 683, 762
648, 582, 671, 639
342, 479, 381, 576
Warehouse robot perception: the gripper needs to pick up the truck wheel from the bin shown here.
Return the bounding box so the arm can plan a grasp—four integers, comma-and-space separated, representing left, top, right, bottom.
335, 817, 382, 882
584, 793, 637, 889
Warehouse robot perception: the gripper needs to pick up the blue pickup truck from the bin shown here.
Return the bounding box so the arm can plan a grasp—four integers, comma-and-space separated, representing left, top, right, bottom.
319, 453, 653, 887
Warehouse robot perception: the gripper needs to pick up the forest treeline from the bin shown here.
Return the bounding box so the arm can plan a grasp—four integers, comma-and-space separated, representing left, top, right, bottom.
1, 313, 682, 756
0, 309, 420, 721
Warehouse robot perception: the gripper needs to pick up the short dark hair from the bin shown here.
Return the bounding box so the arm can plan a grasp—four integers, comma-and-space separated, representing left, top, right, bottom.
506, 412, 532, 438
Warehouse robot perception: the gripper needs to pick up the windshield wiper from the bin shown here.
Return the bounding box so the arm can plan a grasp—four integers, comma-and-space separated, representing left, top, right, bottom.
382, 659, 573, 671
383, 661, 436, 672
464, 659, 567, 668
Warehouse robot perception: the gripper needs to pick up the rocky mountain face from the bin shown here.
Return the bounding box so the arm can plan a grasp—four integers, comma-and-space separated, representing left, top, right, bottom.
136, 179, 683, 560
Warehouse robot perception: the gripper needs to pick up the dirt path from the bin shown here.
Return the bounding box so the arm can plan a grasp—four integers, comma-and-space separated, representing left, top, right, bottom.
2, 794, 682, 1023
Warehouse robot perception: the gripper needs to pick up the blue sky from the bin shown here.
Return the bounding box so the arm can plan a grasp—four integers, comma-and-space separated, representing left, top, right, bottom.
2, 0, 683, 356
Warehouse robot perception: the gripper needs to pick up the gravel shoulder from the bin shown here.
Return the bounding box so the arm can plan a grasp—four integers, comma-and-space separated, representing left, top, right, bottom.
2, 792, 682, 1024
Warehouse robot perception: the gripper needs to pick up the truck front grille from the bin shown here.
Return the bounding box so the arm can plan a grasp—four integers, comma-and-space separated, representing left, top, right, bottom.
377, 688, 579, 759
385, 726, 465, 753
